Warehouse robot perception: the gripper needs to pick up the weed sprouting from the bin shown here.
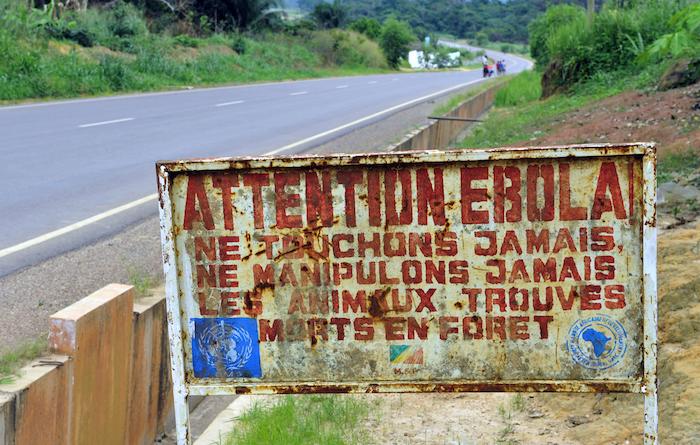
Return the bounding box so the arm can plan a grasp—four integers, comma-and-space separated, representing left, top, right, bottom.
0, 337, 47, 385
224, 395, 375, 445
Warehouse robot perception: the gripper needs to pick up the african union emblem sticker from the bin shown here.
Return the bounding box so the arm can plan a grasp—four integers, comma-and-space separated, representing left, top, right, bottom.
192, 318, 262, 378
567, 315, 627, 370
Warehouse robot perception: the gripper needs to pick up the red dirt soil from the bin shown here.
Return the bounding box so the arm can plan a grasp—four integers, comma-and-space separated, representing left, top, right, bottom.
516, 82, 700, 158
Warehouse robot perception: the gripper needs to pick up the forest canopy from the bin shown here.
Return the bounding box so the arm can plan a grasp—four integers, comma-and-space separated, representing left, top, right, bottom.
297, 0, 598, 43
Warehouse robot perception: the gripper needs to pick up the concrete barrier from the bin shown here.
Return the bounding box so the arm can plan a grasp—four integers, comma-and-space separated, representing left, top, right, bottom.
0, 355, 71, 445
0, 284, 173, 445
49, 283, 134, 445
128, 296, 173, 445
390, 82, 504, 151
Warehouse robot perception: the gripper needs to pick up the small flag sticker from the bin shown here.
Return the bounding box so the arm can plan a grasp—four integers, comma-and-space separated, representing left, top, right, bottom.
389, 345, 424, 365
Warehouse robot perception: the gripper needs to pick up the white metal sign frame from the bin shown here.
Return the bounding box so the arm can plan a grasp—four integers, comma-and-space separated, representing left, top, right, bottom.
157, 143, 657, 444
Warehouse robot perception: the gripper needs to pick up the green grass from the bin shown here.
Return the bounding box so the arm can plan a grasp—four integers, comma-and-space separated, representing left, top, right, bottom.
432, 76, 507, 116
496, 394, 526, 444
224, 395, 375, 445
0, 3, 391, 104
494, 70, 541, 107
459, 63, 667, 149
127, 266, 157, 298
0, 32, 389, 103
0, 337, 47, 384
658, 150, 700, 183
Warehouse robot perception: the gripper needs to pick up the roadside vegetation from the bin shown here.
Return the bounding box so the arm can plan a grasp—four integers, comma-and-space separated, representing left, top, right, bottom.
496, 394, 526, 445
317, 0, 561, 44
224, 395, 375, 445
0, 0, 418, 101
456, 3, 700, 443
462, 0, 699, 158
529, 0, 698, 95
127, 266, 158, 298
431, 76, 507, 116
460, 63, 667, 149
0, 337, 47, 384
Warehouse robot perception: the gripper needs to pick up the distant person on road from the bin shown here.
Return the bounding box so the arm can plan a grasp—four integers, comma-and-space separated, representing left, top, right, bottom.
482, 54, 490, 78
496, 60, 506, 75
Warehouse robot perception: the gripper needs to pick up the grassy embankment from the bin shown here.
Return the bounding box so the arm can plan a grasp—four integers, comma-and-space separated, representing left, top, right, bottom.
0, 1, 389, 102
431, 75, 509, 117
223, 395, 375, 445
462, 66, 659, 144
457, 7, 699, 436
459, 64, 699, 182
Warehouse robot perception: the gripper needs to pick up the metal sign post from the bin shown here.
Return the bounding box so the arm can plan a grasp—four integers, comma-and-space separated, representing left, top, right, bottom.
157, 143, 657, 445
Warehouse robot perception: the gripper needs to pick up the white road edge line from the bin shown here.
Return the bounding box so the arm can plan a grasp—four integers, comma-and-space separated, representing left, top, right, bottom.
336, 85, 349, 89
78, 117, 134, 128
368, 81, 378, 84
0, 194, 157, 259
0, 76, 486, 258
289, 91, 308, 96
215, 100, 244, 107
265, 77, 485, 155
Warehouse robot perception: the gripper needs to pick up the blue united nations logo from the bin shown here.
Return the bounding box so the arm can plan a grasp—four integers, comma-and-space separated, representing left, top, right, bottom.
567, 315, 627, 370
192, 318, 262, 378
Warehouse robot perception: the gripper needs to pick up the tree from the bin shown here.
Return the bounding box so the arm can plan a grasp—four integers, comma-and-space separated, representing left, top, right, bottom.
349, 17, 381, 39
379, 17, 414, 69
527, 4, 586, 66
312, 0, 347, 29
194, 0, 282, 31
474, 31, 488, 46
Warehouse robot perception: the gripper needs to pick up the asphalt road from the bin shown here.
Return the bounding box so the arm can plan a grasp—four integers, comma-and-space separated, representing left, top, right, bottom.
0, 51, 530, 276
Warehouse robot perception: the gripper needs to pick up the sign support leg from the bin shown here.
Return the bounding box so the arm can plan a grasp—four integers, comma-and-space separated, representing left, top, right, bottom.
642, 148, 658, 445
158, 166, 192, 444
644, 386, 658, 445
173, 385, 191, 445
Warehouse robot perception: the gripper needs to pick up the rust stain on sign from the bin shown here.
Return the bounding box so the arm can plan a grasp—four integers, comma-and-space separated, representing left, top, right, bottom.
157, 143, 656, 396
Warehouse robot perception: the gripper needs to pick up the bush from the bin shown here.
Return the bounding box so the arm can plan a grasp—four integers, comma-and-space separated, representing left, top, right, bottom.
536, 0, 687, 90
311, 0, 347, 29
475, 31, 488, 46
44, 20, 97, 47
99, 54, 134, 90
174, 34, 201, 48
0, 0, 52, 37
108, 1, 148, 38
231, 34, 247, 54
642, 3, 700, 62
349, 17, 381, 39
379, 17, 414, 69
459, 48, 475, 59
308, 30, 387, 69
281, 17, 317, 36
528, 4, 586, 67
0, 1, 391, 101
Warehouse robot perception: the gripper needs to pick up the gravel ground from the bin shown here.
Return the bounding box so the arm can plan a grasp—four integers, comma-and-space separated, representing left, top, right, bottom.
0, 84, 482, 353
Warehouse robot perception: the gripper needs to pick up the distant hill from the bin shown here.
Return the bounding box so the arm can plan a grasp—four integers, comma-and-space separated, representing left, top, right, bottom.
294, 0, 597, 43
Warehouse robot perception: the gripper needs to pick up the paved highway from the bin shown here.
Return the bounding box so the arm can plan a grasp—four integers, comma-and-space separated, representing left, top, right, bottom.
0, 51, 531, 275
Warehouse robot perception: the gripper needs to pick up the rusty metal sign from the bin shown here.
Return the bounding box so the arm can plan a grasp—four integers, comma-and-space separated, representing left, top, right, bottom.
157, 143, 657, 444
